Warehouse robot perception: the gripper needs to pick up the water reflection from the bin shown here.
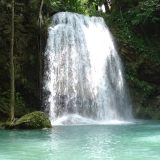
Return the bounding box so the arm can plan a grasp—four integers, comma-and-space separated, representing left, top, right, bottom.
0, 122, 160, 160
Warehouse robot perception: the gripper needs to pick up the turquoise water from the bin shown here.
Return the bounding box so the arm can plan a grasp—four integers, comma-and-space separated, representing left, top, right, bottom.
0, 121, 160, 160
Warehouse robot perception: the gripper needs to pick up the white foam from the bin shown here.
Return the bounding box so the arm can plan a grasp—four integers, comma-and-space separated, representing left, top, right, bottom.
43, 12, 133, 125
52, 114, 133, 126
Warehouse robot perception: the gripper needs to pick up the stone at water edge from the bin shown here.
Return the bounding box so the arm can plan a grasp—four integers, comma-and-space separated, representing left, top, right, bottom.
4, 111, 52, 129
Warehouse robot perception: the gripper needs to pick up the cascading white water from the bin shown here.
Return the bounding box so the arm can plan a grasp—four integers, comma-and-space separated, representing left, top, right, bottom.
43, 12, 132, 125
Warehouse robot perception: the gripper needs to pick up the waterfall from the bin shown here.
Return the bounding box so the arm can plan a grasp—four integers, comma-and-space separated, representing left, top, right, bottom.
43, 12, 132, 125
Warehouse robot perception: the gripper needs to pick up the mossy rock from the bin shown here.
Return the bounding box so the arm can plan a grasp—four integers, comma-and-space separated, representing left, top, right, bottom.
5, 111, 52, 129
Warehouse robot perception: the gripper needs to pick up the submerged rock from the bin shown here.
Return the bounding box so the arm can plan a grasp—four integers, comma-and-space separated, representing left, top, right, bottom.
4, 111, 52, 129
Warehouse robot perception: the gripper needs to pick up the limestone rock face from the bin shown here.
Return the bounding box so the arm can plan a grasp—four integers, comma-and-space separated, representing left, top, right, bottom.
5, 111, 52, 129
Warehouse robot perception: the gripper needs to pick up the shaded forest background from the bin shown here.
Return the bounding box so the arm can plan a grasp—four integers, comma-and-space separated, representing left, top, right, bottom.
0, 0, 160, 121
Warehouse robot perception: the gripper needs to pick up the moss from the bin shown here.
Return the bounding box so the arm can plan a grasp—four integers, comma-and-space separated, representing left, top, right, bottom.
4, 111, 52, 129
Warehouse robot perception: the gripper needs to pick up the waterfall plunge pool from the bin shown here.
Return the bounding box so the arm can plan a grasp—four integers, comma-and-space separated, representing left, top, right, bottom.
1, 120, 160, 160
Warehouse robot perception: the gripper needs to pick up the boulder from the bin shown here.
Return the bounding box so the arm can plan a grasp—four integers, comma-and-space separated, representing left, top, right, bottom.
4, 111, 52, 129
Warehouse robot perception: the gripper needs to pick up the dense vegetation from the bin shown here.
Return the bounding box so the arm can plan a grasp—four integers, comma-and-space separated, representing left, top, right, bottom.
105, 0, 160, 119
0, 0, 160, 121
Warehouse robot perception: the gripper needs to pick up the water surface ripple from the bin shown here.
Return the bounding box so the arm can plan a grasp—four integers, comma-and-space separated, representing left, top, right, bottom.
0, 121, 160, 160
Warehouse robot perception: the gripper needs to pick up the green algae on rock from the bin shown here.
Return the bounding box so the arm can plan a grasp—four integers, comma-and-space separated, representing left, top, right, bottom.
4, 111, 52, 129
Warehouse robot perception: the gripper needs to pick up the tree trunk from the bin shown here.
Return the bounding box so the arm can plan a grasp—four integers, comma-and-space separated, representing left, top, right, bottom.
38, 0, 44, 108
10, 0, 15, 121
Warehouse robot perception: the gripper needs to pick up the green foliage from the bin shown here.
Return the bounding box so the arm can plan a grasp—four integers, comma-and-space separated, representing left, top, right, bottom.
104, 0, 160, 63
126, 74, 154, 98
0, 88, 29, 118
29, 55, 35, 65
131, 0, 160, 25
44, 0, 64, 13
42, 0, 100, 16
15, 92, 28, 115
104, 0, 160, 108
0, 88, 9, 118
137, 105, 160, 120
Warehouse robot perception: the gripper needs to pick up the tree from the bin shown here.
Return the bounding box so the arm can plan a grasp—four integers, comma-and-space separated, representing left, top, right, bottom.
37, 0, 44, 107
10, 0, 15, 121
